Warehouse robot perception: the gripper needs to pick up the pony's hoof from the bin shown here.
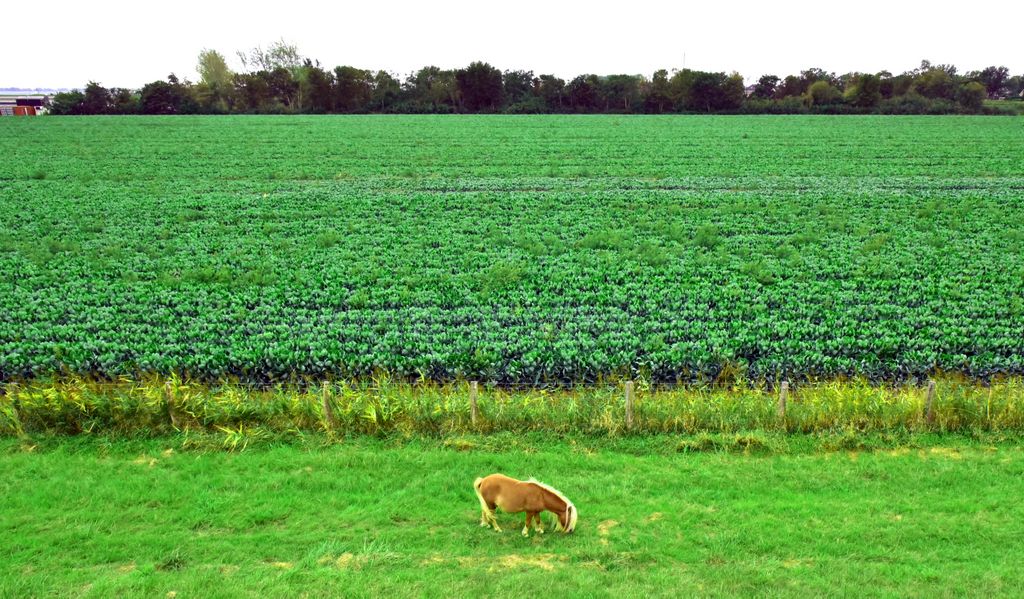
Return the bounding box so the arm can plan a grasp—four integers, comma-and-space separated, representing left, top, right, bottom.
480, 521, 489, 527
522, 529, 530, 537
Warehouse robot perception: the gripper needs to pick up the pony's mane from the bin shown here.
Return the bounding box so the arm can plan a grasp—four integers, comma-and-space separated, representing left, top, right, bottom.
526, 478, 574, 509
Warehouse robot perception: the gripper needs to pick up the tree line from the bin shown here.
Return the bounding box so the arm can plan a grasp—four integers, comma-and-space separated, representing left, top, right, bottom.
49, 41, 1023, 116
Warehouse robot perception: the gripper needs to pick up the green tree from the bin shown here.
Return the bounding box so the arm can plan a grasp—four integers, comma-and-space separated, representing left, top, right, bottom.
844, 73, 881, 107
599, 74, 643, 111
334, 66, 373, 112
371, 71, 401, 111
82, 81, 112, 114
110, 88, 139, 114
957, 81, 986, 111
502, 70, 535, 105
751, 75, 779, 99
775, 74, 803, 98
232, 73, 272, 111
302, 63, 334, 113
807, 80, 842, 105
723, 73, 745, 109
537, 75, 565, 111
404, 66, 459, 110
456, 62, 503, 112
913, 68, 956, 99
971, 66, 1010, 98
644, 69, 672, 112
566, 75, 598, 112
801, 68, 838, 88
140, 76, 194, 114
672, 70, 743, 112
196, 50, 234, 112
197, 49, 232, 87
265, 68, 299, 109
237, 39, 303, 75
48, 90, 85, 115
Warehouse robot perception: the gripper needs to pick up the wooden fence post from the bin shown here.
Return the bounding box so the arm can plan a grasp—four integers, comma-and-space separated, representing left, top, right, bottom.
625, 381, 635, 431
322, 381, 335, 430
924, 380, 936, 424
777, 381, 789, 420
470, 381, 479, 428
164, 381, 179, 429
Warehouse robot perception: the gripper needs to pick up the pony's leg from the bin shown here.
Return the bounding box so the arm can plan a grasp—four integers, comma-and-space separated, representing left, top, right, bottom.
522, 512, 535, 537
488, 503, 502, 532
487, 507, 502, 532
534, 513, 545, 535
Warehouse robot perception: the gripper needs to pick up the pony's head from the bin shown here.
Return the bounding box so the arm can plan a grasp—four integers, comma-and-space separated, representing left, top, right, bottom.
527, 478, 578, 534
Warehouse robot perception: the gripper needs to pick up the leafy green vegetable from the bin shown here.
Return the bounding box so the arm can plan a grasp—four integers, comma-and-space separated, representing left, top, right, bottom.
1, 115, 1022, 383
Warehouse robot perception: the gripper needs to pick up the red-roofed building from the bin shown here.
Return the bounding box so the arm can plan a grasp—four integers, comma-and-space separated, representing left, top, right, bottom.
0, 95, 50, 116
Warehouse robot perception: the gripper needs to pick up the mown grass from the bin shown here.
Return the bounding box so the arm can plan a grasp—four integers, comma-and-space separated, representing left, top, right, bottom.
1, 436, 1022, 598
3, 377, 1024, 443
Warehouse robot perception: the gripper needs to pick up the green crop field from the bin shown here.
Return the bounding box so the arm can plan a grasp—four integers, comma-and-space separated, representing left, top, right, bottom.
2, 115, 1024, 383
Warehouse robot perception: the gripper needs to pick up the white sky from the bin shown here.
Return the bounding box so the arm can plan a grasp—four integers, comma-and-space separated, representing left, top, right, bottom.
6, 0, 1023, 89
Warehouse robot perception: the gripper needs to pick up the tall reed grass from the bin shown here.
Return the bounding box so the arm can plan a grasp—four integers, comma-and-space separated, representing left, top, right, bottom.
3, 376, 1024, 440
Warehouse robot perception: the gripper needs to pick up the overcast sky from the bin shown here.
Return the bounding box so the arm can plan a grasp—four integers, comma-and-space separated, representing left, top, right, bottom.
6, 0, 1023, 89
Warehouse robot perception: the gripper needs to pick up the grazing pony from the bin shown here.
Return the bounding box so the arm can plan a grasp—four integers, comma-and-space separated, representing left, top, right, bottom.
474, 473, 577, 536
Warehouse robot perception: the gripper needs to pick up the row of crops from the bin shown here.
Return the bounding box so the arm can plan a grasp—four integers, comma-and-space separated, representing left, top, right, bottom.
1, 116, 1023, 383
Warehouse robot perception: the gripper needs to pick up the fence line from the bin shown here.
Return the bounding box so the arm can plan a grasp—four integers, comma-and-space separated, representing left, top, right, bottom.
0, 376, 989, 432
0, 378, 947, 392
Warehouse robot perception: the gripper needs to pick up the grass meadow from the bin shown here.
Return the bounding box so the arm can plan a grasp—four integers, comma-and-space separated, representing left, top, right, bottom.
2, 435, 1023, 598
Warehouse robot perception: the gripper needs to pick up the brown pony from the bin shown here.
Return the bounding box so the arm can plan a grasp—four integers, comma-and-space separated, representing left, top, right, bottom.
474, 473, 578, 536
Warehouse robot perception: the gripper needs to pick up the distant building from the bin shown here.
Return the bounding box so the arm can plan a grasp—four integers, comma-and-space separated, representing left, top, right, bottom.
0, 95, 50, 116
743, 85, 757, 97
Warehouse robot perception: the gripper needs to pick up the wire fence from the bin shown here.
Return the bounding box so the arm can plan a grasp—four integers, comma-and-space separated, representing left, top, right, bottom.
0, 376, 947, 393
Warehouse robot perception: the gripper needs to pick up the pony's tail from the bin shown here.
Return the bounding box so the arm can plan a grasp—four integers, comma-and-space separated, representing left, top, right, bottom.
473, 477, 493, 518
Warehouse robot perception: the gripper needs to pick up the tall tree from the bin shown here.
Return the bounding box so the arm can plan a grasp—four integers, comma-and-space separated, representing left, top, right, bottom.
109, 88, 139, 114
537, 75, 565, 111
602, 74, 643, 111
456, 62, 503, 112
82, 81, 112, 114
971, 66, 1010, 98
405, 66, 459, 109
371, 71, 401, 111
566, 75, 598, 112
196, 49, 234, 112
265, 67, 299, 108
140, 75, 195, 114
502, 70, 536, 105
957, 81, 986, 111
645, 69, 671, 112
775, 74, 803, 98
197, 49, 233, 89
844, 73, 882, 107
751, 75, 780, 99
913, 68, 956, 100
48, 90, 85, 115
302, 63, 334, 112
334, 66, 373, 112
237, 39, 303, 75
806, 80, 842, 105
232, 72, 272, 111
672, 70, 742, 112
